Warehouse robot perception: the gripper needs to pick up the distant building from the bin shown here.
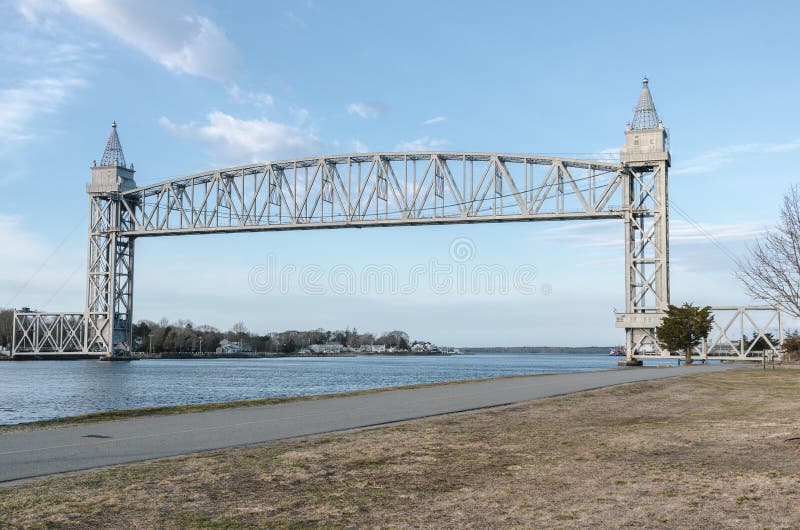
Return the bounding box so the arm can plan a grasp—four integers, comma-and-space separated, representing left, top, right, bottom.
217, 339, 251, 354
411, 342, 438, 353
310, 343, 344, 354
369, 344, 386, 353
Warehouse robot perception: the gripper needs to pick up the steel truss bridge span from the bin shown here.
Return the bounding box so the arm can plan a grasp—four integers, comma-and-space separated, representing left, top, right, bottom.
118, 153, 625, 238
10, 78, 784, 361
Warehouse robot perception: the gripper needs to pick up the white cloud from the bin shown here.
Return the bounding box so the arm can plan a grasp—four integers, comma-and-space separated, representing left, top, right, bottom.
596, 147, 620, 161
539, 218, 767, 249
352, 140, 369, 153
0, 77, 86, 142
4, 39, 94, 68
673, 140, 800, 175
289, 105, 310, 125
538, 220, 620, 248
160, 111, 319, 163
226, 83, 274, 107
63, 0, 240, 80
669, 219, 766, 244
347, 102, 385, 119
422, 116, 447, 125
16, 0, 67, 30
1, 6, 96, 145
283, 10, 306, 27
394, 136, 447, 151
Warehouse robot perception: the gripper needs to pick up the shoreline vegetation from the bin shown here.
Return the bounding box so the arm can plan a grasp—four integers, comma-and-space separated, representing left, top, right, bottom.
1, 309, 615, 358
134, 349, 450, 359
2, 347, 617, 361
1, 367, 798, 527
129, 321, 433, 357
135, 347, 615, 360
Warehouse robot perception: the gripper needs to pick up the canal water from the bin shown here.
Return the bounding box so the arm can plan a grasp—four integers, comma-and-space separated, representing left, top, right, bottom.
0, 353, 678, 425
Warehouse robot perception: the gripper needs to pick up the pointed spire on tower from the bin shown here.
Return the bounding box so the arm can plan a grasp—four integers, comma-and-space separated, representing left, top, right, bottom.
100, 121, 127, 167
630, 75, 660, 130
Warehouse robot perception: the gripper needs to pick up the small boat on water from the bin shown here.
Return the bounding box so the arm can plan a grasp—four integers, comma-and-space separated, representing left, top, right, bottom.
609, 346, 626, 356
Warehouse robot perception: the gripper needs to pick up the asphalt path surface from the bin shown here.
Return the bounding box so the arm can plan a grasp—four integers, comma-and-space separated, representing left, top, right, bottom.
0, 363, 737, 483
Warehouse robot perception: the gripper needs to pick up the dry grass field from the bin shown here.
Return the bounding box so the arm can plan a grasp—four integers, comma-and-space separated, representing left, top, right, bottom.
1, 367, 799, 529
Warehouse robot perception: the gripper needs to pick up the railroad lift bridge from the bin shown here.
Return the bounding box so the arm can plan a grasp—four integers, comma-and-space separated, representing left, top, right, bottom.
11, 78, 783, 361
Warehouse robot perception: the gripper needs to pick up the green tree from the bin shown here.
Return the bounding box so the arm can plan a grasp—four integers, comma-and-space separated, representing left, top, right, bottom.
782, 331, 800, 361
0, 308, 14, 350
281, 338, 297, 354
747, 331, 777, 352
376, 330, 410, 349
132, 321, 152, 352
656, 303, 714, 365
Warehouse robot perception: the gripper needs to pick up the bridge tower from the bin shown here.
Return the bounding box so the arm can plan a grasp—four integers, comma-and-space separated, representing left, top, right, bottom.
618, 76, 671, 357
84, 122, 137, 357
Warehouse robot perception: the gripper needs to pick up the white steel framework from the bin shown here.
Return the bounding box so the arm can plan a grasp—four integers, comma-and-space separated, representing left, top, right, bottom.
700, 306, 783, 360
119, 154, 625, 236
12, 312, 85, 354
85, 193, 135, 354
11, 78, 781, 360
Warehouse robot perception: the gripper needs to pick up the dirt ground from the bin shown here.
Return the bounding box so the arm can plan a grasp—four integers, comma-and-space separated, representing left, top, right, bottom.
1, 367, 799, 529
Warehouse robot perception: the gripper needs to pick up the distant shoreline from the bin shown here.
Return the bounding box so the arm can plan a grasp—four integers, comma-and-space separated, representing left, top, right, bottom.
2, 348, 617, 361
131, 350, 456, 360
461, 346, 613, 354
138, 349, 614, 359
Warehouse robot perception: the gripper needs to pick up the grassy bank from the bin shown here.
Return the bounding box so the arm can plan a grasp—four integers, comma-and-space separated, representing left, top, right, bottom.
2, 368, 799, 528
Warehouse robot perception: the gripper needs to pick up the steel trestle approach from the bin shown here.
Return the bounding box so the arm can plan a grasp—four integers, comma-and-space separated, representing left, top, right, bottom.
10, 79, 783, 360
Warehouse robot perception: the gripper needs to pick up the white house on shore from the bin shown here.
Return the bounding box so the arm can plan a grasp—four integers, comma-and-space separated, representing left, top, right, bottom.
310, 343, 344, 353
217, 339, 251, 354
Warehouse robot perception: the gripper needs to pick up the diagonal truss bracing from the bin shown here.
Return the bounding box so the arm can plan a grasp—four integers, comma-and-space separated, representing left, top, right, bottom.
701, 306, 783, 360
119, 153, 626, 237
12, 312, 85, 354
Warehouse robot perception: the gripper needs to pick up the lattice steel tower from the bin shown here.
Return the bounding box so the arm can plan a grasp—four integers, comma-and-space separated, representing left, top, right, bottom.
617, 76, 671, 356
85, 122, 137, 355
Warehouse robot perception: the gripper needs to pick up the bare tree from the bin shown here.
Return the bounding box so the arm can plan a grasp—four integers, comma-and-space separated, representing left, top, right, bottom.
737, 185, 800, 317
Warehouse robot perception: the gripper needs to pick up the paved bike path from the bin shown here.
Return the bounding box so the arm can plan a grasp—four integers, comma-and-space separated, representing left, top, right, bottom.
0, 364, 736, 483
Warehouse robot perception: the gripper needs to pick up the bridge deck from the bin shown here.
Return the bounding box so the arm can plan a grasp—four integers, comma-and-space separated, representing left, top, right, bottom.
116, 152, 626, 238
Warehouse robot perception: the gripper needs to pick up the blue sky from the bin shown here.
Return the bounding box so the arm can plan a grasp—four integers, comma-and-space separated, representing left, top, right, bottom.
2, 0, 799, 346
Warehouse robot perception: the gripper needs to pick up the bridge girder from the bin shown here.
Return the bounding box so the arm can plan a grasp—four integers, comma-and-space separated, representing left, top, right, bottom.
118, 153, 625, 238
